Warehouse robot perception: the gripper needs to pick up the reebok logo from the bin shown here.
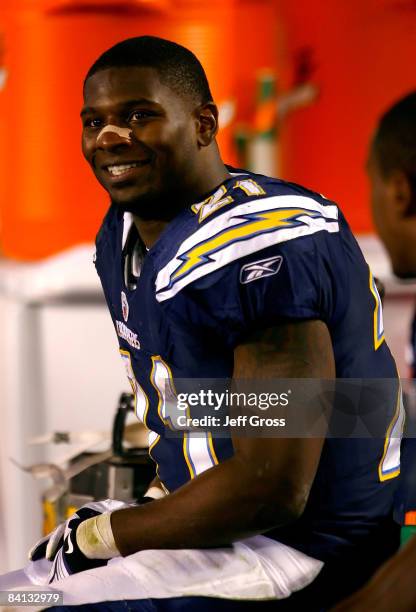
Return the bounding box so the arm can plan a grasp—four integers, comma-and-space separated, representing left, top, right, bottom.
240, 255, 283, 284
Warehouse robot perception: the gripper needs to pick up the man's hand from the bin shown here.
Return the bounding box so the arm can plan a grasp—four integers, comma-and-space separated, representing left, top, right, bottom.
28, 502, 103, 563
29, 522, 66, 562
28, 499, 130, 583
48, 507, 108, 582
47, 506, 120, 583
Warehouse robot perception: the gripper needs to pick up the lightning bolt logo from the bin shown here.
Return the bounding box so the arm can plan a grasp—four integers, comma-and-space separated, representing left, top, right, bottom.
169, 207, 323, 286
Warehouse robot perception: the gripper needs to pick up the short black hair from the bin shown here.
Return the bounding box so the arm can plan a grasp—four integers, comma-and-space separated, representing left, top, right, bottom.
372, 91, 416, 182
85, 35, 213, 105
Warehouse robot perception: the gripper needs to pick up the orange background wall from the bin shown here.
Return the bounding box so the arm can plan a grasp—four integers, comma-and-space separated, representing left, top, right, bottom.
1, 0, 416, 259
276, 0, 416, 232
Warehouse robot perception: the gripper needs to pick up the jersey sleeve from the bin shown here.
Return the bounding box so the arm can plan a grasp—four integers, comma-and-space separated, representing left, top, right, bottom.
160, 236, 329, 349
155, 189, 339, 348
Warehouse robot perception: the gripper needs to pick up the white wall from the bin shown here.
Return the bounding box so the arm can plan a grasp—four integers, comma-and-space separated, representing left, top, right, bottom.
0, 246, 127, 572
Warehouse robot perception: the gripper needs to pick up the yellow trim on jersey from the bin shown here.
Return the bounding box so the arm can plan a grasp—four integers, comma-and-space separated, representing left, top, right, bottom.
192, 180, 267, 223
172, 207, 319, 283
368, 269, 385, 350
182, 392, 197, 478
195, 185, 234, 223
150, 355, 177, 431
233, 179, 266, 196
378, 384, 403, 482
190, 185, 230, 214
149, 433, 161, 453
149, 354, 163, 426
148, 433, 162, 480
119, 349, 150, 426
207, 431, 219, 466
183, 432, 196, 479
118, 349, 164, 480
150, 355, 198, 480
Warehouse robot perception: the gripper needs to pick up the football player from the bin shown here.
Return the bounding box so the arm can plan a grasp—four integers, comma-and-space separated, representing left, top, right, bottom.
36, 37, 404, 610
332, 92, 416, 612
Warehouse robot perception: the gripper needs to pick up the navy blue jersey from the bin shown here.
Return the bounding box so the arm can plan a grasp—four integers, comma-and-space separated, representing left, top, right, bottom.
392, 311, 416, 524
95, 170, 404, 564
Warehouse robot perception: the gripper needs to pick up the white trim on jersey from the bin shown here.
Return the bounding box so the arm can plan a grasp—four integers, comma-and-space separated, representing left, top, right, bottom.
155, 194, 339, 302
122, 212, 134, 250
148, 429, 159, 448
380, 390, 406, 479
185, 432, 217, 477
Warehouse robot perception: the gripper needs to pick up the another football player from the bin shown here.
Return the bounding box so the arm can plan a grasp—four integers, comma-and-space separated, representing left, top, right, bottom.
332, 91, 416, 612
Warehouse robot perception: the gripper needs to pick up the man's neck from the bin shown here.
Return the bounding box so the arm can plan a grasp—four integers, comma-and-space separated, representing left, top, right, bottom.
132, 217, 169, 250
133, 164, 231, 249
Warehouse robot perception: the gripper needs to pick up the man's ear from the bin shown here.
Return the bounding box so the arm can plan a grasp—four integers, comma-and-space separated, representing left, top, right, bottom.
195, 102, 219, 147
388, 170, 414, 217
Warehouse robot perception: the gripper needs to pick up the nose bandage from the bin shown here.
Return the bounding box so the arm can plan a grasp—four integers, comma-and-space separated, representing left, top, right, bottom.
96, 124, 133, 143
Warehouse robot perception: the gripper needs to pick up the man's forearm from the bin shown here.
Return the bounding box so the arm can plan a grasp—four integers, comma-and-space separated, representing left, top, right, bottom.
111, 320, 330, 556
111, 453, 296, 556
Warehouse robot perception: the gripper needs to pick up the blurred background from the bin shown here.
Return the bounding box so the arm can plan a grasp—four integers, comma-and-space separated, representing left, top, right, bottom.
1, 0, 416, 572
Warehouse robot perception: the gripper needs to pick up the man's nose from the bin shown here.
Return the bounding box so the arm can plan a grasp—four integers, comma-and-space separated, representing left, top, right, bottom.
96, 124, 133, 149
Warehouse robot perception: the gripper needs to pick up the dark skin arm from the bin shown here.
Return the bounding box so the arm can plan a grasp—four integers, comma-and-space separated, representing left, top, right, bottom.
111, 319, 335, 555
331, 538, 416, 612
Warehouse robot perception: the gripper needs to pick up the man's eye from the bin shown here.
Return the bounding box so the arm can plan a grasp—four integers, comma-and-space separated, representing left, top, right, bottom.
128, 111, 153, 122
84, 118, 102, 128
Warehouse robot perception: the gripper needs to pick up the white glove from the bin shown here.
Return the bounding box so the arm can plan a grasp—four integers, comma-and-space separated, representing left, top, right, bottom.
48, 504, 122, 583
28, 499, 129, 562
28, 522, 65, 562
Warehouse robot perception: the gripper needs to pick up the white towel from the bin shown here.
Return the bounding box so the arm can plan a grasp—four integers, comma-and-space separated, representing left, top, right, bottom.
0, 535, 323, 610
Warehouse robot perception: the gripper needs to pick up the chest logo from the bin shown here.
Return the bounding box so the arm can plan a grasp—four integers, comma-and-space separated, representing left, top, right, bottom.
121, 291, 129, 322
240, 255, 283, 284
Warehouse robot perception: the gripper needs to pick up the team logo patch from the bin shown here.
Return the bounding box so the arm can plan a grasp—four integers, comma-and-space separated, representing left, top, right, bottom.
240, 255, 283, 284
121, 291, 129, 322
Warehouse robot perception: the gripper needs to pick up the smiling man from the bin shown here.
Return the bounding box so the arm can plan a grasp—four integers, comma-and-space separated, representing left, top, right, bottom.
34, 36, 404, 611
81, 56, 227, 230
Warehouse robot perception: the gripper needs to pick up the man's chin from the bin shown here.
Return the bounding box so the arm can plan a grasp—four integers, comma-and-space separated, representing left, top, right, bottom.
393, 266, 416, 280
112, 199, 144, 215
391, 254, 416, 279
111, 192, 186, 221
110, 188, 154, 215
110, 194, 168, 220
